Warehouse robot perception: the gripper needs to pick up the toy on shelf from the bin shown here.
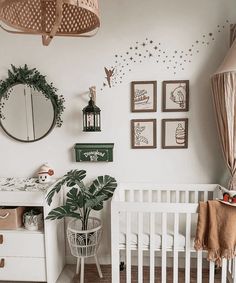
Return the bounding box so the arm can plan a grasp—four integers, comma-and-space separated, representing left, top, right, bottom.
38, 163, 54, 184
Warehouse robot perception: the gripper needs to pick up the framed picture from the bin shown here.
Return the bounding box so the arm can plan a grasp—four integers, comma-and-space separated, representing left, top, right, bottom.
131, 81, 157, 112
131, 119, 157, 149
162, 119, 188, 149
162, 80, 189, 112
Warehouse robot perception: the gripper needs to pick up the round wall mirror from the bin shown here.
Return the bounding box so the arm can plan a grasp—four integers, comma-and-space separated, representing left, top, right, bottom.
0, 65, 65, 142
0, 84, 55, 142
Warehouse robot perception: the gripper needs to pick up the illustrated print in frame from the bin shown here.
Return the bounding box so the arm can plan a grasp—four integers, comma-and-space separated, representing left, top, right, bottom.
131, 119, 157, 149
131, 81, 157, 112
162, 119, 188, 149
162, 80, 189, 112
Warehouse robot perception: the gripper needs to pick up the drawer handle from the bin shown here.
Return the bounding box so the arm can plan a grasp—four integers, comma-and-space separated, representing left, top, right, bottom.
0, 259, 4, 268
0, 213, 9, 219
0, 235, 3, 244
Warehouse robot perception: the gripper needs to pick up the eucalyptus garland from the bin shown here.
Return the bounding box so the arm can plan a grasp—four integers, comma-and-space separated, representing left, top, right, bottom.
0, 64, 65, 127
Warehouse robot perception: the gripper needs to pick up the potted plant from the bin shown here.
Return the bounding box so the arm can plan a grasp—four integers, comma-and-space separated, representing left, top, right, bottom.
45, 169, 117, 280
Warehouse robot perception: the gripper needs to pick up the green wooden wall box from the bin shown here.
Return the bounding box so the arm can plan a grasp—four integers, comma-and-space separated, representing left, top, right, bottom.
74, 143, 114, 162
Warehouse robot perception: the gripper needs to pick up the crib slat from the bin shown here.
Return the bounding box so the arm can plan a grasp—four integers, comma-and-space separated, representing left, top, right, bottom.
185, 213, 191, 283
139, 190, 143, 202
173, 213, 179, 283
138, 212, 143, 283
185, 191, 189, 202
157, 190, 161, 202
221, 258, 227, 283
233, 257, 236, 283
129, 190, 134, 202
176, 191, 180, 202
162, 212, 167, 283
204, 191, 208, 202
149, 212, 155, 283
194, 191, 198, 203
119, 188, 125, 201
228, 259, 233, 282
209, 261, 215, 283
197, 251, 202, 283
148, 190, 152, 203
126, 212, 131, 283
229, 259, 232, 274
167, 191, 171, 202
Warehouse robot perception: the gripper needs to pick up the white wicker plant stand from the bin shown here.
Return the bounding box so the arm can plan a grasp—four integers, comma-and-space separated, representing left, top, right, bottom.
67, 217, 103, 283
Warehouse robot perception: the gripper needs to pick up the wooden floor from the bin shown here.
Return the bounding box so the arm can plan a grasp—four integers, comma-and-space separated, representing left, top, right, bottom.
73, 265, 222, 283
0, 264, 222, 283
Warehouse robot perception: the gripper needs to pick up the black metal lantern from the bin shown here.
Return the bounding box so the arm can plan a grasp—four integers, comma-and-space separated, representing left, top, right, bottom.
83, 87, 101, 132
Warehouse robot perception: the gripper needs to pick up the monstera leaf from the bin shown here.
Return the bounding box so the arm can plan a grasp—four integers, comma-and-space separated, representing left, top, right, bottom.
64, 170, 86, 187
66, 187, 87, 210
45, 205, 81, 220
46, 178, 68, 206
89, 175, 117, 201
85, 195, 107, 211
46, 170, 86, 206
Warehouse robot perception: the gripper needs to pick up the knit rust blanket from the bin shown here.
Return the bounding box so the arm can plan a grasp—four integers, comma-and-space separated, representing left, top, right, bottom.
194, 200, 236, 266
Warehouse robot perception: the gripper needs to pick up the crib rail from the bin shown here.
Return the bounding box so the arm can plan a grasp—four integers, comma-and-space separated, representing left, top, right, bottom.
114, 183, 220, 203
111, 184, 233, 283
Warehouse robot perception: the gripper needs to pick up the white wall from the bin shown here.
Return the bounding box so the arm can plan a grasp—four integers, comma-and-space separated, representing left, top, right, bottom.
0, 0, 235, 264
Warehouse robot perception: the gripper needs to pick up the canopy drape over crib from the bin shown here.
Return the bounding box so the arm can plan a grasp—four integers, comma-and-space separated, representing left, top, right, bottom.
211, 39, 236, 189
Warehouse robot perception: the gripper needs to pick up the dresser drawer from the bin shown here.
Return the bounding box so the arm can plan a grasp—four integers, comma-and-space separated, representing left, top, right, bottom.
0, 230, 45, 257
0, 256, 46, 281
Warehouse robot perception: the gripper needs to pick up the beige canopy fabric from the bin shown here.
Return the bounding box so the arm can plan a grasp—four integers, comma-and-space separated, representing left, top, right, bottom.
211, 40, 236, 189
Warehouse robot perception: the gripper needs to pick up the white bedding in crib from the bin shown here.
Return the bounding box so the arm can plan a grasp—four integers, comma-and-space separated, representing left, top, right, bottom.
119, 231, 194, 249
118, 212, 196, 249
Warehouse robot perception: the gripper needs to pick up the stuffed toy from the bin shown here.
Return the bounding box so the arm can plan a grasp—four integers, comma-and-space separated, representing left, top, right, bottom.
38, 164, 54, 184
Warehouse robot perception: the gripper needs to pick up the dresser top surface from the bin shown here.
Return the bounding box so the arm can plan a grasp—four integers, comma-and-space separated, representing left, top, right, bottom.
0, 178, 55, 193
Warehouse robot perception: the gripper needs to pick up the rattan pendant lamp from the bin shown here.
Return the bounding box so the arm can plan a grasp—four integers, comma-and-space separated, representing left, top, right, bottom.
0, 0, 100, 46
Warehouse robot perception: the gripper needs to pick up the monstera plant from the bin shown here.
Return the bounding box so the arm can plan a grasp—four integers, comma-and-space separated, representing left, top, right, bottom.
46, 169, 117, 230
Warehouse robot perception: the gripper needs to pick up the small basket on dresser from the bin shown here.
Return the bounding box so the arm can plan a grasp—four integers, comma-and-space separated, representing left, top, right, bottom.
0, 206, 25, 229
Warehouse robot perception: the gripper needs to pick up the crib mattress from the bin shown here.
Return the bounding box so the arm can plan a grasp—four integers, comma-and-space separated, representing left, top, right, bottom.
119, 231, 194, 250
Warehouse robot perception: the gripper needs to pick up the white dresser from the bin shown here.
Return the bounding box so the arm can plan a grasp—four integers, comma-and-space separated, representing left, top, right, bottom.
0, 178, 65, 283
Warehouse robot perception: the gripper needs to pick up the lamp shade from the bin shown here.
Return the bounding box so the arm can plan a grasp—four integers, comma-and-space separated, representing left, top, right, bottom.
0, 0, 100, 45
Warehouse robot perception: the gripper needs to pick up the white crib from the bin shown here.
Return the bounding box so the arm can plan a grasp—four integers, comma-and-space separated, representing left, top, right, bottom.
111, 183, 236, 283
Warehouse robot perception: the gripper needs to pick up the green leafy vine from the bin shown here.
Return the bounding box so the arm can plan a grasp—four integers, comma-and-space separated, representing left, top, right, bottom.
0, 64, 65, 127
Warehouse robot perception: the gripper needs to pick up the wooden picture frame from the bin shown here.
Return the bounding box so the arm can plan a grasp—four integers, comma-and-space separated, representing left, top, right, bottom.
131, 119, 157, 149
162, 80, 189, 112
131, 81, 157, 112
162, 119, 188, 149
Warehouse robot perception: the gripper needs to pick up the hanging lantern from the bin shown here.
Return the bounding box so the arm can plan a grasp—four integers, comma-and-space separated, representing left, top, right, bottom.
83, 87, 101, 132
0, 0, 100, 46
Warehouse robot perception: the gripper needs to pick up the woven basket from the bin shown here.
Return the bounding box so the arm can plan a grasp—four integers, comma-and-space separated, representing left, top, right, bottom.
0, 0, 100, 45
67, 217, 102, 258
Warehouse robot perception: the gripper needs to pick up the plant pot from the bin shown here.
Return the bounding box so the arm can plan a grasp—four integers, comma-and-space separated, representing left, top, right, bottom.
67, 217, 102, 258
